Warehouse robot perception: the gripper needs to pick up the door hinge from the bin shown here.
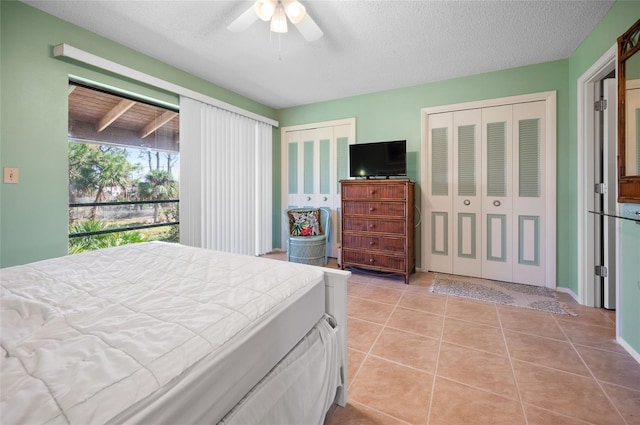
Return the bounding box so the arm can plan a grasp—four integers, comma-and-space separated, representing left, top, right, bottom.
594, 182, 607, 194
595, 99, 608, 111
595, 265, 608, 277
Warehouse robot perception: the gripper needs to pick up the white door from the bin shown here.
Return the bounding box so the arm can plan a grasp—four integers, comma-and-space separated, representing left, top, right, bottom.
511, 101, 547, 286
452, 109, 482, 277
481, 105, 514, 282
427, 112, 454, 274
283, 120, 354, 257
602, 77, 617, 308
425, 100, 550, 286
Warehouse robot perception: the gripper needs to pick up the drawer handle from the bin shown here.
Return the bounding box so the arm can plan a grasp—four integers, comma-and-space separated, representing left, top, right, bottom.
306, 196, 311, 201
369, 207, 375, 212
369, 258, 375, 264
493, 200, 501, 207
369, 224, 375, 229
463, 199, 471, 206
369, 241, 375, 246
370, 190, 376, 195
323, 196, 328, 201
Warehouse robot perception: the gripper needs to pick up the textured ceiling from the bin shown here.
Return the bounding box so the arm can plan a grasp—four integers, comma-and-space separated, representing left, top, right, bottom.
23, 0, 615, 109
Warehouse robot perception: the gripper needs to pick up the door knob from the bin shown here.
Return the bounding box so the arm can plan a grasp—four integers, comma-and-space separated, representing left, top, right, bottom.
463, 199, 471, 206
493, 200, 501, 207
306, 196, 311, 201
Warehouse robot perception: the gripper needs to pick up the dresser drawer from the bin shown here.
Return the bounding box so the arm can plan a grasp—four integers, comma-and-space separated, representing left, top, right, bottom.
342, 250, 406, 272
342, 234, 406, 252
342, 184, 407, 200
343, 218, 406, 235
342, 201, 406, 217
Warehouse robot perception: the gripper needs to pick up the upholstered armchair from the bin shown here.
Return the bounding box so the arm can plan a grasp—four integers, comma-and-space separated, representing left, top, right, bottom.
285, 207, 330, 266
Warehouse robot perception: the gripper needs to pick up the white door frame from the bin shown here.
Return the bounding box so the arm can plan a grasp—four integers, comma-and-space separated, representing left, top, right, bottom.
421, 91, 557, 288
576, 43, 617, 308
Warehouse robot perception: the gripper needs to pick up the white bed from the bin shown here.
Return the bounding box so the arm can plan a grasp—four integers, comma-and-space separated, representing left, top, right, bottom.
0, 242, 349, 424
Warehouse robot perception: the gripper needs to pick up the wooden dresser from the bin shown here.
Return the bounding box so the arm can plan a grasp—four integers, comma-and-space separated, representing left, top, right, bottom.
340, 179, 415, 284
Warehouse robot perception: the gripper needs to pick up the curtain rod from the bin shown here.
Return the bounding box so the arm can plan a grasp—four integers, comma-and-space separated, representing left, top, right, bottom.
53, 44, 279, 127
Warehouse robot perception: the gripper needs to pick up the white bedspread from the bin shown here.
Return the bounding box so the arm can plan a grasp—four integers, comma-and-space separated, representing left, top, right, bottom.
0, 242, 325, 425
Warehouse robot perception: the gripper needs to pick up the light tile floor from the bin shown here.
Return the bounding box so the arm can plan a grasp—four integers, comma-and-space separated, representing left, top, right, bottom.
263, 253, 640, 425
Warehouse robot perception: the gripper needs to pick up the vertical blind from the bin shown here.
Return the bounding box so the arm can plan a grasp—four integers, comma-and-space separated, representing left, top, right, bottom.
180, 96, 273, 256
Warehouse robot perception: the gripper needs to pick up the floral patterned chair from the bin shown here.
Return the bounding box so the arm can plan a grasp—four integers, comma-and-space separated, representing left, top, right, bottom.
285, 207, 331, 266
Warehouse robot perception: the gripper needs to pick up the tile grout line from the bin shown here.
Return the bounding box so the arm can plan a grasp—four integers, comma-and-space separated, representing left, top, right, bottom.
345, 281, 375, 392
347, 278, 413, 424
347, 400, 414, 425
371, 279, 440, 425
361, 282, 404, 365
496, 303, 530, 425
425, 292, 449, 425
550, 313, 631, 425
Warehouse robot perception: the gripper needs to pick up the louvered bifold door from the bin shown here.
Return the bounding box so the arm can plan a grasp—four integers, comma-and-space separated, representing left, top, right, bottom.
512, 101, 546, 286
286, 130, 303, 207
427, 112, 454, 274
452, 110, 482, 277
481, 105, 513, 282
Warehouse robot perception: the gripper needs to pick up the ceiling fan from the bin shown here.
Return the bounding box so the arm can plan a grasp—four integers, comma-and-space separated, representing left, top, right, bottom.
227, 0, 323, 42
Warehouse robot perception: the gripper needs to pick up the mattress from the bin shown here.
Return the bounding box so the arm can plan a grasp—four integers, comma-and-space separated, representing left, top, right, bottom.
220, 316, 341, 425
1, 242, 326, 425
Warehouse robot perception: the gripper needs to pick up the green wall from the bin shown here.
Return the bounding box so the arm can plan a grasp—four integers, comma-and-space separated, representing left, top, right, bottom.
276, 61, 569, 271
0, 0, 276, 267
567, 2, 640, 352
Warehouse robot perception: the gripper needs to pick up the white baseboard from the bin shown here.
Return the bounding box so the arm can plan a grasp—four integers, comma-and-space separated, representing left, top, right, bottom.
618, 337, 640, 364
556, 286, 579, 303
553, 288, 639, 364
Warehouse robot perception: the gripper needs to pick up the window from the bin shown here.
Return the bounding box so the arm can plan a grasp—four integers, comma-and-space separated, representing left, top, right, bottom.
68, 83, 179, 253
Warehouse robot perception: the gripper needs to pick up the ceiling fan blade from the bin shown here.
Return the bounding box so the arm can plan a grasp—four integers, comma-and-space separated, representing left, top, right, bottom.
227, 5, 258, 32
294, 13, 323, 42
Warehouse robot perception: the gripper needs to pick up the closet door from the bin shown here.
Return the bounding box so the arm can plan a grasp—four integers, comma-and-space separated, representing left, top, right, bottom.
512, 101, 547, 286
284, 123, 353, 257
315, 126, 335, 209
333, 124, 352, 256
427, 112, 454, 274
481, 105, 514, 281
423, 93, 554, 287
452, 110, 482, 277
286, 129, 311, 207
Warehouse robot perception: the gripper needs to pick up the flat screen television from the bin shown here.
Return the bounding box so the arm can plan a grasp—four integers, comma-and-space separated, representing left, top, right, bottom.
349, 140, 406, 178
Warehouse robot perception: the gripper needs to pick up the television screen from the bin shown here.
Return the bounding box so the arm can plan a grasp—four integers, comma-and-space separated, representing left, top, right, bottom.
349, 140, 406, 178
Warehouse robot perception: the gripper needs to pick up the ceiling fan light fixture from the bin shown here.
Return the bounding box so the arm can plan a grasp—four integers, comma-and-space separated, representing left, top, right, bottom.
284, 0, 306, 24
270, 3, 288, 33
229, 0, 322, 42
254, 0, 276, 21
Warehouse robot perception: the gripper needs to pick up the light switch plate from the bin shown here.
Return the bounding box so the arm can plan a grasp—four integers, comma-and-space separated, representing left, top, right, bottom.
3, 167, 19, 184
